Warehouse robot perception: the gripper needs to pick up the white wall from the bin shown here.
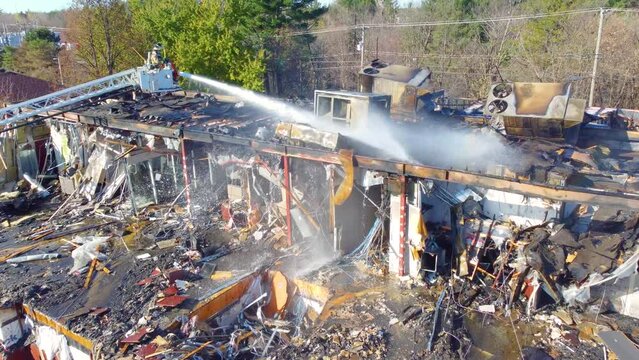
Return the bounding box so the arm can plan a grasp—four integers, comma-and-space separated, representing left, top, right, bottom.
481, 189, 562, 227
0, 307, 24, 348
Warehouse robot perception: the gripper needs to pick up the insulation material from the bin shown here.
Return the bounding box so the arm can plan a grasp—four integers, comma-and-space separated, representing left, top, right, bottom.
334, 150, 354, 205
163, 138, 180, 151
69, 236, 110, 274
275, 122, 341, 150
80, 148, 109, 200
69, 345, 91, 360
408, 204, 426, 278
561, 249, 639, 318
50, 124, 72, 166
35, 325, 73, 360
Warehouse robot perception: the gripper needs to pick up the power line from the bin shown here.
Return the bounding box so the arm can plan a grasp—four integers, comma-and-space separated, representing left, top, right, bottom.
289, 7, 637, 37
289, 8, 604, 36
313, 65, 360, 71
372, 51, 596, 60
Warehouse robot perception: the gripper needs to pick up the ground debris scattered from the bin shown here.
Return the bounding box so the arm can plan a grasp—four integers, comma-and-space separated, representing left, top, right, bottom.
273, 324, 388, 359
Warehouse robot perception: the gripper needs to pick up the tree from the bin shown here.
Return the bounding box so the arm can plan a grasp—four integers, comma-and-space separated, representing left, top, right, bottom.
337, 0, 397, 17
66, 0, 144, 78
130, 0, 269, 91
1, 28, 60, 84
607, 0, 639, 7
1, 47, 16, 70
253, 1, 327, 95
25, 28, 60, 43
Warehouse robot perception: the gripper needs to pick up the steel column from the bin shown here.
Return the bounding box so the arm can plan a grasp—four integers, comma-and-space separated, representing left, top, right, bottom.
398, 176, 407, 276
148, 160, 159, 204
283, 156, 293, 247
180, 136, 193, 215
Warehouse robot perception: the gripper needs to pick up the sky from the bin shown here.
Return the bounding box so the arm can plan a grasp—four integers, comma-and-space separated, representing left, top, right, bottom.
0, 0, 416, 13
0, 0, 71, 13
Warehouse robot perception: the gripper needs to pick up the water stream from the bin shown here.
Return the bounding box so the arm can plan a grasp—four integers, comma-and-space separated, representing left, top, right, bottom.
180, 71, 415, 162
180, 72, 314, 122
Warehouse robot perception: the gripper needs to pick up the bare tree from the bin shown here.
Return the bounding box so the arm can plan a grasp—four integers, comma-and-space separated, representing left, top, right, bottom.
66, 0, 143, 78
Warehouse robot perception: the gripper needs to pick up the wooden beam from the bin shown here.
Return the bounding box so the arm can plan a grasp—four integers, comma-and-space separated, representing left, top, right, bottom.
22, 304, 94, 352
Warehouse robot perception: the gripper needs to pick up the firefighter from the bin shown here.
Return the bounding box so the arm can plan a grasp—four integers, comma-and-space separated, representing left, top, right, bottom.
148, 43, 164, 68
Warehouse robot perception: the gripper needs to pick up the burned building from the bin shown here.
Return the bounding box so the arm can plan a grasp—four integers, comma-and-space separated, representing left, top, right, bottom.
1, 58, 639, 360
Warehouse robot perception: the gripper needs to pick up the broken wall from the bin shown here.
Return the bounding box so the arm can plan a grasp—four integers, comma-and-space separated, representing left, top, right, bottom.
335, 184, 381, 254
0, 307, 23, 349
0, 123, 50, 186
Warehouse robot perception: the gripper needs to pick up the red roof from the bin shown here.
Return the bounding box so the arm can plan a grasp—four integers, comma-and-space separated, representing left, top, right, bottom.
0, 69, 60, 105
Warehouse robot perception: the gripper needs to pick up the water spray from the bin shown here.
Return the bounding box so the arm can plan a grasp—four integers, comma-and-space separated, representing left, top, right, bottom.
180, 72, 313, 122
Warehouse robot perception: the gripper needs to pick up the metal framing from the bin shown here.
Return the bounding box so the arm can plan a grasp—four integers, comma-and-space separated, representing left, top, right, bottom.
398, 176, 407, 276
50, 110, 639, 209
0, 68, 138, 126
283, 156, 293, 247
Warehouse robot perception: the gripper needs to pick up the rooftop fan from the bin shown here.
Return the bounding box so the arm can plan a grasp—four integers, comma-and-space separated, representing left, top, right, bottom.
492, 83, 513, 98
487, 99, 508, 114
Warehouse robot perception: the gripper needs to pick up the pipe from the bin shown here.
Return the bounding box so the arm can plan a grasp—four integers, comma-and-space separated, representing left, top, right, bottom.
6, 253, 61, 264
207, 152, 214, 185
148, 160, 159, 204
180, 136, 193, 215
125, 157, 138, 215
170, 154, 178, 187
191, 150, 198, 190
283, 156, 293, 247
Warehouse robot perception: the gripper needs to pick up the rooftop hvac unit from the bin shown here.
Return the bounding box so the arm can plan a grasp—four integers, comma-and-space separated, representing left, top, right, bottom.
484, 82, 586, 141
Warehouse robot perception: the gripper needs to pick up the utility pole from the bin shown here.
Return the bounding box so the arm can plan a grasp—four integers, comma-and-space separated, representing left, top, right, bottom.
588, 8, 605, 108
360, 26, 365, 68
54, 56, 64, 86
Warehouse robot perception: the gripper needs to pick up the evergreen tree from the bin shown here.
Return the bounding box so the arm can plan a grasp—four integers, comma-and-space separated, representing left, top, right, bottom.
2, 28, 60, 84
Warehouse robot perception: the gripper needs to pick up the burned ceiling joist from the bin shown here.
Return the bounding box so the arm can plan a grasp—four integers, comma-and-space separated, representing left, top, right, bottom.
49, 108, 639, 209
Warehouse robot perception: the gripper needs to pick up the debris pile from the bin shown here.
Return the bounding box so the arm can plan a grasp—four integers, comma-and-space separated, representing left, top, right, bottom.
276, 324, 388, 359
3, 65, 639, 360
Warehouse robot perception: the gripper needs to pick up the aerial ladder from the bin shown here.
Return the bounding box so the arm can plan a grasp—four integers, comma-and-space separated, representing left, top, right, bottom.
0, 45, 180, 127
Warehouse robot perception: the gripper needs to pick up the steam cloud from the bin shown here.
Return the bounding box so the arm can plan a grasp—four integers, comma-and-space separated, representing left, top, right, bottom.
185, 73, 529, 176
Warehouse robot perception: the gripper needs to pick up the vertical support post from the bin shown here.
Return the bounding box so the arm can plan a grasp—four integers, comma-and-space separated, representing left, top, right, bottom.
207, 152, 214, 186
398, 176, 407, 276
589, 8, 605, 107
125, 157, 137, 216
55, 56, 64, 86
148, 160, 159, 204
180, 136, 192, 216
328, 166, 337, 252
360, 26, 365, 68
283, 155, 293, 247
170, 154, 178, 187
191, 150, 198, 190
